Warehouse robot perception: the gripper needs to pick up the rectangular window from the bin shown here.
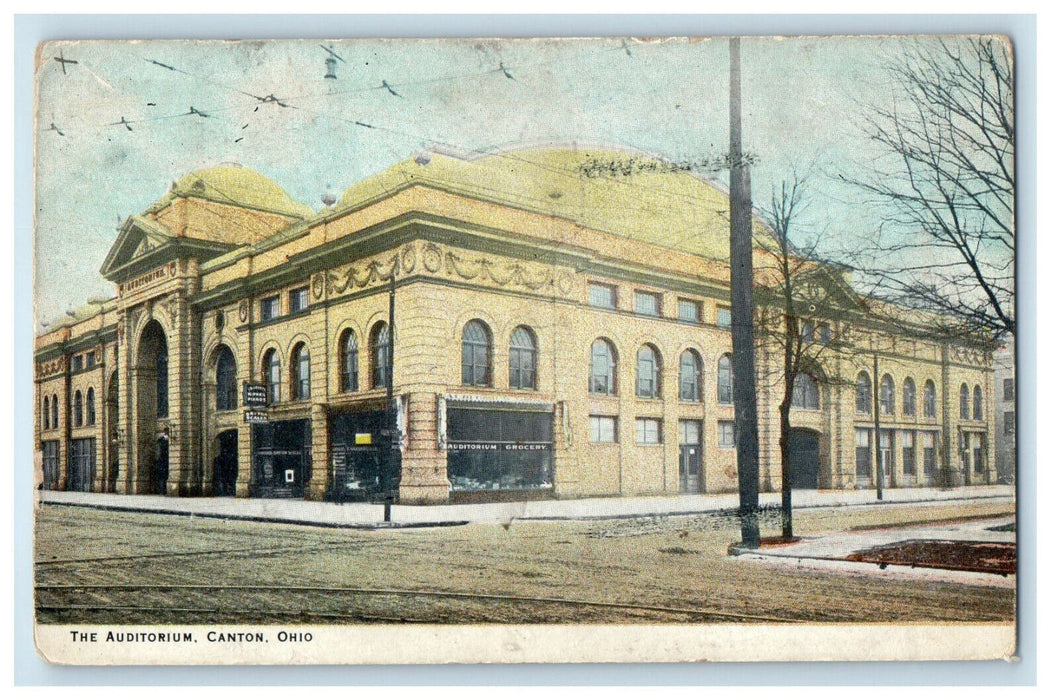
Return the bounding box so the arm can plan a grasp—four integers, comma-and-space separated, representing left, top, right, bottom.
85, 351, 96, 369
855, 428, 872, 479
289, 286, 309, 314
718, 420, 735, 449
902, 430, 916, 476
922, 432, 937, 474
635, 417, 662, 445
1003, 378, 1014, 402
717, 306, 732, 329
817, 323, 832, 345
1004, 411, 1015, 435
260, 296, 280, 322
588, 283, 617, 310
677, 299, 701, 323
71, 355, 83, 372
589, 415, 617, 444
634, 291, 661, 317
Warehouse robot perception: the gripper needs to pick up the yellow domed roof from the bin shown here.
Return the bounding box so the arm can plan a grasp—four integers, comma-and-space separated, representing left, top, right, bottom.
156, 165, 313, 220
339, 146, 776, 260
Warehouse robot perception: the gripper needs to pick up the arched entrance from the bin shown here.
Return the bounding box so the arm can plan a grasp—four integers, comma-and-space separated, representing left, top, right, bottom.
213, 430, 239, 496
136, 320, 169, 495
106, 371, 119, 492
789, 428, 821, 490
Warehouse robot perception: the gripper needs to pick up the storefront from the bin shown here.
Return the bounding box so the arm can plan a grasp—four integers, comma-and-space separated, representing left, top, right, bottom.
443, 399, 554, 501
329, 409, 401, 502
251, 419, 311, 498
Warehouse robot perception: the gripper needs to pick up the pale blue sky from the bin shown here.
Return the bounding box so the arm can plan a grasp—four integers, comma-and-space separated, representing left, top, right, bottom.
34, 36, 936, 325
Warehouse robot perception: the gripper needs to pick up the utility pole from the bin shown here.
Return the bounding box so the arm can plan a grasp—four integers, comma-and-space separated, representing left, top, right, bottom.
729, 37, 761, 548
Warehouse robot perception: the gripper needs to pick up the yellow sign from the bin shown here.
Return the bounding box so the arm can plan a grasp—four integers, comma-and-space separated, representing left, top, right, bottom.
354, 433, 372, 445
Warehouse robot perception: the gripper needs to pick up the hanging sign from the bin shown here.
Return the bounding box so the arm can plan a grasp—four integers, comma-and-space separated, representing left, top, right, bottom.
244, 409, 268, 424
243, 382, 268, 408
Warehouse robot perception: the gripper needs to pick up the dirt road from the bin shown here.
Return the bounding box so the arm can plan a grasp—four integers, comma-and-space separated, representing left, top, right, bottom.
34, 499, 1016, 625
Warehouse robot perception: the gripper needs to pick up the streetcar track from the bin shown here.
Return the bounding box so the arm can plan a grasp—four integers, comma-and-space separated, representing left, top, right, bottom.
35, 583, 802, 623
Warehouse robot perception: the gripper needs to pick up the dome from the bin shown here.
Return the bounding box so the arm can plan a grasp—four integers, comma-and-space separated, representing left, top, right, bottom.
338, 145, 776, 260
154, 165, 314, 220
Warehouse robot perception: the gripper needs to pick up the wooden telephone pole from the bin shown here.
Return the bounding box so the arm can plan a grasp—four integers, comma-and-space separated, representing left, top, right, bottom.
729, 37, 761, 548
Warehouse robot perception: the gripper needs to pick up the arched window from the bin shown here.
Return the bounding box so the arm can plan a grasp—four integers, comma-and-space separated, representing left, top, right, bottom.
73, 390, 83, 427
855, 371, 872, 414
717, 354, 733, 404
678, 350, 703, 402
51, 394, 58, 429
156, 342, 169, 418
636, 345, 662, 399
509, 326, 537, 390
923, 379, 937, 418
339, 329, 358, 393
43, 396, 50, 430
589, 339, 617, 395
86, 388, 96, 425
959, 383, 970, 419
902, 377, 916, 416
880, 374, 895, 415
973, 385, 983, 420
461, 320, 492, 387
262, 349, 281, 403
370, 322, 391, 389
291, 343, 311, 400
792, 373, 820, 410
216, 346, 237, 411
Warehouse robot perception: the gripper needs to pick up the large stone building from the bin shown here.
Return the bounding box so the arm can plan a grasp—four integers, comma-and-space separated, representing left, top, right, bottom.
33, 146, 997, 504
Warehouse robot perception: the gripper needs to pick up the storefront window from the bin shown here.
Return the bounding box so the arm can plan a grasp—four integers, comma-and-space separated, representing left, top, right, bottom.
446, 407, 554, 493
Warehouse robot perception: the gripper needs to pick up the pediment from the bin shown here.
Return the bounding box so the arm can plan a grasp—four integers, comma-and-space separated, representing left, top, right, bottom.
100, 216, 175, 280
100, 215, 236, 282
791, 265, 866, 315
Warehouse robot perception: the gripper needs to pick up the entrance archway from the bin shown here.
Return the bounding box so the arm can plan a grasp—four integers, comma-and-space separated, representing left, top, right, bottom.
789, 428, 821, 490
136, 319, 169, 495
213, 430, 238, 496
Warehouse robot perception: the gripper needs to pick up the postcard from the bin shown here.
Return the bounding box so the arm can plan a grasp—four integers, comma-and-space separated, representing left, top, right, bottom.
32, 35, 1017, 665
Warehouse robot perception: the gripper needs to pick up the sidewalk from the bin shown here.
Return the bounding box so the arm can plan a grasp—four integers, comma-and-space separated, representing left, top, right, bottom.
732, 514, 1017, 588
37, 484, 1014, 528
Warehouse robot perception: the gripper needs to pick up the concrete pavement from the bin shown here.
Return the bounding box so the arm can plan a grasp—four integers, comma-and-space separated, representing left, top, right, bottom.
37, 484, 1014, 528
732, 514, 1017, 588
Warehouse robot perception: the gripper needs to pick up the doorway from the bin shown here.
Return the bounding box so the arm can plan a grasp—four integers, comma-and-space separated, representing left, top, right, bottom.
789, 428, 821, 490
678, 419, 703, 493
213, 429, 238, 496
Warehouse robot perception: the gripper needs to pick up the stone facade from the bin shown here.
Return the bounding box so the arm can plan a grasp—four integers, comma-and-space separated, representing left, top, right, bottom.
34, 147, 997, 504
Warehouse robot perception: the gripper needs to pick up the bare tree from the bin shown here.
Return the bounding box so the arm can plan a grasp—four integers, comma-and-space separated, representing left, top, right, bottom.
756, 174, 862, 539
842, 36, 1014, 341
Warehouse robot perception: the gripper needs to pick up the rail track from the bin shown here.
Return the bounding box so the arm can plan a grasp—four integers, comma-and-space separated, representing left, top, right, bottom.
35, 583, 804, 624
